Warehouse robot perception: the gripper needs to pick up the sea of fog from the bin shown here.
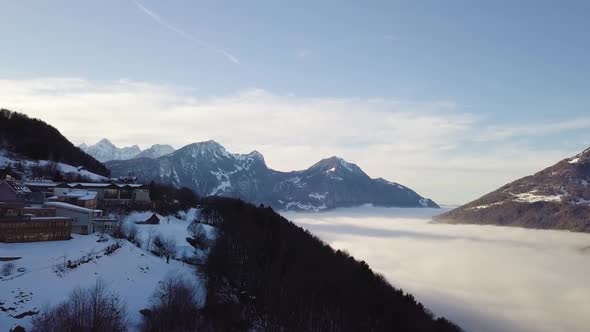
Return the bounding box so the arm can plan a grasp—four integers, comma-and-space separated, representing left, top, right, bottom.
282, 206, 590, 332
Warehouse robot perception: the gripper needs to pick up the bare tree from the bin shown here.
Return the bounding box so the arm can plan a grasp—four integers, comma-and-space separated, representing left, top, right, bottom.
124, 223, 139, 246
145, 227, 157, 252
140, 276, 201, 331
154, 234, 177, 264
32, 279, 127, 332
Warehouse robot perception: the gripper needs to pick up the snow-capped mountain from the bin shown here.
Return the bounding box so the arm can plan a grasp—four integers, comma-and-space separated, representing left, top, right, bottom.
80, 139, 175, 162
106, 140, 438, 211
436, 147, 590, 232
80, 138, 141, 162
133, 144, 175, 159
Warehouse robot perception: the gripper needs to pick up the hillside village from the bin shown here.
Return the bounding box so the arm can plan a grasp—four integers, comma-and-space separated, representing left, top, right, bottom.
0, 174, 152, 242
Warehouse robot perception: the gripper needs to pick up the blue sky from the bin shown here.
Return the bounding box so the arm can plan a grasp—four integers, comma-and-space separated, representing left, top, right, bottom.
1, 1, 590, 203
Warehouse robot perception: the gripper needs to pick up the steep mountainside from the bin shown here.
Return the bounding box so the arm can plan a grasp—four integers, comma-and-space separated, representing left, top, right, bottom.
107, 140, 438, 211
201, 197, 461, 331
436, 147, 590, 232
81, 139, 175, 161
0, 109, 109, 176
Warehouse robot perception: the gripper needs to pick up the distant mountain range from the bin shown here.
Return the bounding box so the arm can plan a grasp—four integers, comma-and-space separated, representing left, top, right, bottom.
106, 140, 438, 211
80, 138, 175, 162
436, 147, 590, 232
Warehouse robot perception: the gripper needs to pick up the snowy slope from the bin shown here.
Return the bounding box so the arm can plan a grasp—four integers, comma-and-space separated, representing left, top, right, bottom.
0, 149, 107, 182
0, 209, 216, 331
123, 208, 217, 261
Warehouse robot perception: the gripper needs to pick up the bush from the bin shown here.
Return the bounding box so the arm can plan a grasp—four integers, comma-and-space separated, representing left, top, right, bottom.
1, 263, 15, 276
31, 279, 127, 332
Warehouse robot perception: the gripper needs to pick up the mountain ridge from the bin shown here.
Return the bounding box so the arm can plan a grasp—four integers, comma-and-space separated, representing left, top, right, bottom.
435, 147, 590, 232
80, 138, 174, 162
106, 140, 438, 211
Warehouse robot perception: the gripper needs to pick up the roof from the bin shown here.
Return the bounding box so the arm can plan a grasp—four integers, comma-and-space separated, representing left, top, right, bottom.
30, 217, 72, 221
44, 201, 102, 214
1, 180, 32, 195
0, 202, 25, 209
24, 181, 148, 189
57, 190, 97, 200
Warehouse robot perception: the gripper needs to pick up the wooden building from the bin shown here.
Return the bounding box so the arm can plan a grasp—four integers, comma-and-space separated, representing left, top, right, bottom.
0, 202, 72, 242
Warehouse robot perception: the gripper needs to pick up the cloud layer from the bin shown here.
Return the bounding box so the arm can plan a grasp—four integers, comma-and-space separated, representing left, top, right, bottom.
283, 207, 590, 332
0, 77, 587, 204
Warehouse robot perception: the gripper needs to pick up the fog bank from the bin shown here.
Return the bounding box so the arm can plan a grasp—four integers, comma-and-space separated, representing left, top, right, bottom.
283, 207, 590, 332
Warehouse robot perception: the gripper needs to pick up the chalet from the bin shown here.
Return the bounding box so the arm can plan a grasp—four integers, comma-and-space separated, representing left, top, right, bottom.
136, 213, 160, 225
0, 202, 72, 242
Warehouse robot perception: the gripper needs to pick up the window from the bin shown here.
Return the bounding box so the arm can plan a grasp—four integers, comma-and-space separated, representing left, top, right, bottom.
104, 189, 118, 199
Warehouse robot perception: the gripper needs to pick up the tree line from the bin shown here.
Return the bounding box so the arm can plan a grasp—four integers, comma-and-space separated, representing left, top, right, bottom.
201, 197, 463, 331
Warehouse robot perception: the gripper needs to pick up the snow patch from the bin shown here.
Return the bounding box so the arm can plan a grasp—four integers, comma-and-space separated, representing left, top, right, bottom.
512, 191, 563, 203
466, 202, 504, 210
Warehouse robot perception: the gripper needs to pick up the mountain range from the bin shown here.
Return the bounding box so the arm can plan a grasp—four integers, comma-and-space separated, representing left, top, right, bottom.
106, 140, 438, 211
80, 139, 175, 162
436, 147, 590, 232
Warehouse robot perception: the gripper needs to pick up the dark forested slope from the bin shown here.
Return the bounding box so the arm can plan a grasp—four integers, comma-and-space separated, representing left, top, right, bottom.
0, 109, 109, 176
200, 197, 462, 331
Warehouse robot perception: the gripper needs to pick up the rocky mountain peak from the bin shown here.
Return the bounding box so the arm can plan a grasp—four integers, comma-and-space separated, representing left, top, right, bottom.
310, 156, 365, 176
97, 138, 116, 147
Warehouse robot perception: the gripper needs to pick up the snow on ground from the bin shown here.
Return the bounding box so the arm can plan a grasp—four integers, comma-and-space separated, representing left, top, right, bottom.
466, 202, 504, 210
0, 235, 200, 331
512, 191, 563, 203
123, 208, 217, 260
0, 149, 107, 181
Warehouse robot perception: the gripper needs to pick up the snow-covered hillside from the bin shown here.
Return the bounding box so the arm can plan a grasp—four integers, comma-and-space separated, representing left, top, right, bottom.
0, 149, 107, 182
0, 209, 216, 331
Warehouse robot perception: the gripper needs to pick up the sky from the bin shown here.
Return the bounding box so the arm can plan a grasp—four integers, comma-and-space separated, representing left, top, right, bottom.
1, 0, 590, 204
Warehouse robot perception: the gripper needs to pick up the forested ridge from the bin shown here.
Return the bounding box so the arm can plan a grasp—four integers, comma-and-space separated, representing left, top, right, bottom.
0, 109, 109, 176
201, 197, 462, 331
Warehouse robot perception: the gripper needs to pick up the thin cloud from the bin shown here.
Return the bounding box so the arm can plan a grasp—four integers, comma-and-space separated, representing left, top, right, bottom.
0, 77, 583, 204
132, 0, 239, 64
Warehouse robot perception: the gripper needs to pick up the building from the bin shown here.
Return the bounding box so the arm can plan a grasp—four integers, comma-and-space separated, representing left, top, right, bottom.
26, 182, 151, 208
0, 180, 32, 202
43, 201, 103, 235
43, 201, 118, 235
48, 189, 98, 209
0, 202, 72, 243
